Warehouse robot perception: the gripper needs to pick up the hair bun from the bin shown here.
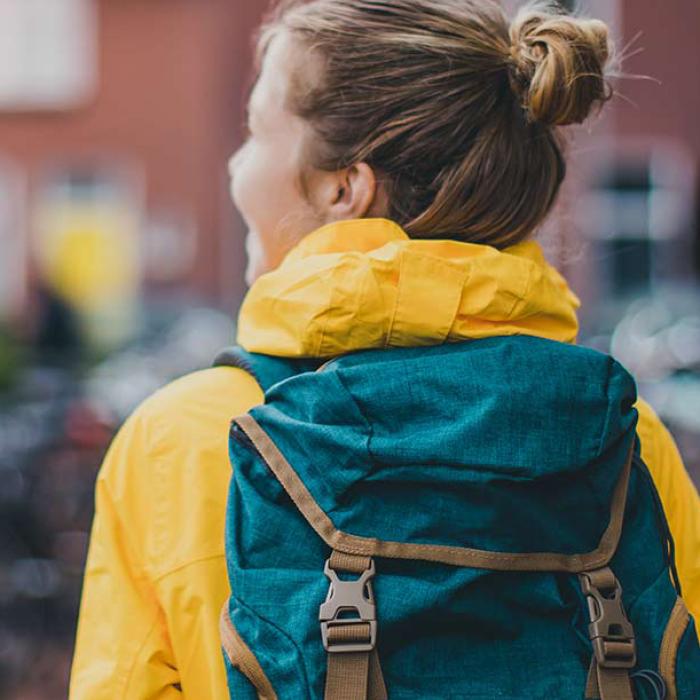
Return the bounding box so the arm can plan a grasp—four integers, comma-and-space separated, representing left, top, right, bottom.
509, 4, 612, 126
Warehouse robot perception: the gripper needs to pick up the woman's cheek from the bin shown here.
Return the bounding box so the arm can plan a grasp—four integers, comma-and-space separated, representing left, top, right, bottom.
231, 166, 251, 222
231, 143, 262, 223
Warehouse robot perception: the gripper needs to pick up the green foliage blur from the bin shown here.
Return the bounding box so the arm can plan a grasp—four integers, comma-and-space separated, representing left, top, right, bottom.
0, 326, 23, 392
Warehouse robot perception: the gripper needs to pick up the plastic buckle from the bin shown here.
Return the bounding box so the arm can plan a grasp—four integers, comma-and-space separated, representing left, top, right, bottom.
319, 558, 377, 653
580, 570, 637, 669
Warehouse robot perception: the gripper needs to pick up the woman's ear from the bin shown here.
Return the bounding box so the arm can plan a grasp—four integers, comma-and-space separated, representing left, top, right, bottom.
324, 162, 378, 221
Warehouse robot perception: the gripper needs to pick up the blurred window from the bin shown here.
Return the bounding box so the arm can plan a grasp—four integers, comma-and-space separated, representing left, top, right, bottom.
0, 0, 97, 111
575, 140, 697, 296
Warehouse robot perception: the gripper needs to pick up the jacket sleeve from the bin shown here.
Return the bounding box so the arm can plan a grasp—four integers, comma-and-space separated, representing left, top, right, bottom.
69, 412, 182, 700
154, 556, 230, 698
636, 398, 700, 631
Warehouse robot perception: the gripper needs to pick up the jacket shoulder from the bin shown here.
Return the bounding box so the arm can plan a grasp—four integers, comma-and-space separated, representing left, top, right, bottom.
96, 365, 263, 579
140, 365, 262, 421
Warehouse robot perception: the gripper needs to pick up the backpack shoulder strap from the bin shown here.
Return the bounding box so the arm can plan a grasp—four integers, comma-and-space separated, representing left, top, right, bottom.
213, 346, 324, 393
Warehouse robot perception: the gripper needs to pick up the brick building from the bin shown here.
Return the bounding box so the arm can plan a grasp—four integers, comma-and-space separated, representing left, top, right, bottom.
0, 0, 697, 325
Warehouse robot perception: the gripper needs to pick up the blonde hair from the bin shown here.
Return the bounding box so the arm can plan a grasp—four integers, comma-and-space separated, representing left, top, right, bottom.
257, 0, 613, 247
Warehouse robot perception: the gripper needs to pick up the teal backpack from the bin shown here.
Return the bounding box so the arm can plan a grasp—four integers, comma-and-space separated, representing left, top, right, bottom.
215, 336, 700, 699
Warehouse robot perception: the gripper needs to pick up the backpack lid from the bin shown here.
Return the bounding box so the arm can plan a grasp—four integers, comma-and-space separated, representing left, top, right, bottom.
231, 335, 639, 571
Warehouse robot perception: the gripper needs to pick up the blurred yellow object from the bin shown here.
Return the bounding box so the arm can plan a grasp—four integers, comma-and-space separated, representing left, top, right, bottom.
45, 217, 137, 310
70, 218, 700, 698
36, 196, 140, 348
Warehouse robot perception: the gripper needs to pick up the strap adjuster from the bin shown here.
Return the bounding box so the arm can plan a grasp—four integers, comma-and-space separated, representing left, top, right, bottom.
580, 569, 637, 670
319, 557, 377, 653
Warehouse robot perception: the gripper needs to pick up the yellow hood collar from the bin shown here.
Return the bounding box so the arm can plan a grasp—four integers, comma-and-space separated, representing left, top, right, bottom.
237, 218, 580, 358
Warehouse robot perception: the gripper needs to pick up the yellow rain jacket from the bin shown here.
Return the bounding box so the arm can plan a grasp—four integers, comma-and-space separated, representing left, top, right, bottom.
70, 218, 700, 699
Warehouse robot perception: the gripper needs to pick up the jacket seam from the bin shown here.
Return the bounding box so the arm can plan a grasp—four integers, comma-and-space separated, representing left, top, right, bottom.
385, 248, 406, 347
315, 266, 336, 356
505, 259, 533, 319
148, 410, 177, 567
98, 477, 152, 587
445, 263, 471, 339
151, 553, 226, 584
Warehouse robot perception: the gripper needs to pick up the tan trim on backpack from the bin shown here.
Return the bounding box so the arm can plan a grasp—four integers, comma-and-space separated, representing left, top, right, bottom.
220, 602, 278, 700
659, 597, 690, 700
233, 413, 634, 573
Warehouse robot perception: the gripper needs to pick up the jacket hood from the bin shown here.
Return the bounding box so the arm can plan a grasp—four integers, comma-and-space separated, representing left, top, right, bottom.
236, 218, 581, 357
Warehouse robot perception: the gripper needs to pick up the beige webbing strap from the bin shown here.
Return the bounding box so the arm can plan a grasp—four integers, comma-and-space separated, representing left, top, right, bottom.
595, 665, 634, 700
367, 646, 388, 699
325, 650, 370, 700
321, 552, 387, 700
585, 657, 635, 700
330, 550, 372, 574
585, 657, 599, 698
324, 634, 387, 700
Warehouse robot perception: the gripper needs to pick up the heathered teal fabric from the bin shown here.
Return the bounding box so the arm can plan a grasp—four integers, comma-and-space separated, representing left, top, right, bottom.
223, 336, 700, 699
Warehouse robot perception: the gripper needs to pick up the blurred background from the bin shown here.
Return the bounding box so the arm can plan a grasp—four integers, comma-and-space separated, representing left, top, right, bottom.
0, 0, 698, 697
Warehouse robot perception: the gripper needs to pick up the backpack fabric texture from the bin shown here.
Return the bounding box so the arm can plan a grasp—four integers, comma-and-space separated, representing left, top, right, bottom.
217, 336, 700, 699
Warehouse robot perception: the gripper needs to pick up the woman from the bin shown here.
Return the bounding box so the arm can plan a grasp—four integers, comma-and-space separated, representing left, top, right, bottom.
70, 1, 700, 697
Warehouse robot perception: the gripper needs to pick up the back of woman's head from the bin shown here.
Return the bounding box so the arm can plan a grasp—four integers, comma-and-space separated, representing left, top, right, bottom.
259, 0, 613, 248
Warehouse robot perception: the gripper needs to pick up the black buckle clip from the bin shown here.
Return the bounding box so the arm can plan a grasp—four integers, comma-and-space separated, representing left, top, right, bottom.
580, 569, 637, 669
319, 558, 377, 653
